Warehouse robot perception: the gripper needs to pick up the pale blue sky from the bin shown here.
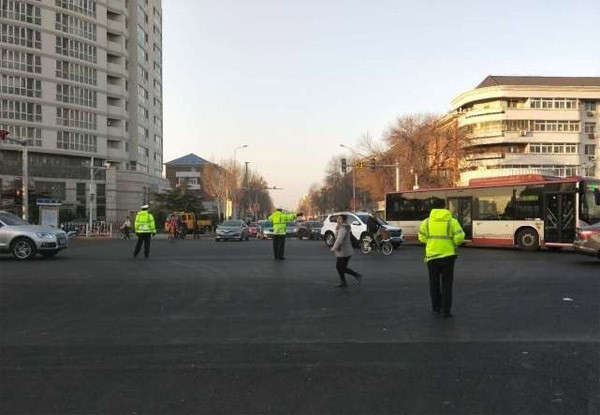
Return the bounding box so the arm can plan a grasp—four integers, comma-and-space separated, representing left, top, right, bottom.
162, 0, 600, 208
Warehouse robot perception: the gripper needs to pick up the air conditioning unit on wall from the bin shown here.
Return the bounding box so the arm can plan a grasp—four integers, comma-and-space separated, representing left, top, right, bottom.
589, 133, 596, 140
586, 111, 595, 117
520, 130, 528, 136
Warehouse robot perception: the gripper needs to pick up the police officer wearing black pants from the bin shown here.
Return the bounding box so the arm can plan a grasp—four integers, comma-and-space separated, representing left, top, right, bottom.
418, 199, 465, 318
268, 208, 302, 260
133, 204, 156, 258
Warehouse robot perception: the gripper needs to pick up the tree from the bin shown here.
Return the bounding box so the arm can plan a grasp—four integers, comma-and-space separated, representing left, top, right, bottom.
152, 184, 203, 215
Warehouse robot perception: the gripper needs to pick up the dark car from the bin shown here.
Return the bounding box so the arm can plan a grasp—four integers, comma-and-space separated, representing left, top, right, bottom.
573, 222, 600, 260
215, 220, 249, 241
285, 221, 296, 237
296, 220, 323, 240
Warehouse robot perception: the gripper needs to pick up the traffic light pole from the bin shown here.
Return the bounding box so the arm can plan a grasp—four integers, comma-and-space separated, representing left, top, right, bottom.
22, 145, 28, 221
1, 130, 28, 220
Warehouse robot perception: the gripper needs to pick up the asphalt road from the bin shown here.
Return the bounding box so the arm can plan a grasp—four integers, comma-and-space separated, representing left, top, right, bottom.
1, 237, 598, 414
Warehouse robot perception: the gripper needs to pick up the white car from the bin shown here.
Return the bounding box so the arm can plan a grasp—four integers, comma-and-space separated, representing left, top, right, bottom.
0, 210, 68, 260
320, 211, 403, 248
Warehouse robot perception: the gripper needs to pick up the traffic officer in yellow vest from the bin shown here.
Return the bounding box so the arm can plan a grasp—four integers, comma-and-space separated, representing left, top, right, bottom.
418, 199, 465, 318
133, 204, 156, 258
268, 208, 303, 260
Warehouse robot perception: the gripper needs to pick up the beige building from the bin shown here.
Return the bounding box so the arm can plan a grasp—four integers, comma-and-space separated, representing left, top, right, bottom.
0, 0, 166, 222
451, 76, 600, 184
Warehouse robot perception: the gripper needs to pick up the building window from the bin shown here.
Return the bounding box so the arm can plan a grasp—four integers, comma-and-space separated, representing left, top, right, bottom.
1, 24, 41, 49
584, 122, 596, 133
0, 99, 42, 122
1, 49, 41, 73
56, 84, 97, 107
55, 0, 96, 18
1, 75, 41, 98
584, 101, 597, 112
529, 143, 579, 154
1, 1, 42, 25
56, 131, 97, 152
55, 36, 97, 63
0, 123, 41, 146
55, 12, 96, 41
584, 145, 596, 155
55, 60, 97, 85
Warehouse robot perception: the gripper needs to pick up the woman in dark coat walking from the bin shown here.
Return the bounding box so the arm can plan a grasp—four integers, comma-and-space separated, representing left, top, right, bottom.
330, 214, 362, 287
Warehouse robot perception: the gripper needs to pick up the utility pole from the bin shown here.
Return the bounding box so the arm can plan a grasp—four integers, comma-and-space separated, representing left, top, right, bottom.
395, 158, 400, 192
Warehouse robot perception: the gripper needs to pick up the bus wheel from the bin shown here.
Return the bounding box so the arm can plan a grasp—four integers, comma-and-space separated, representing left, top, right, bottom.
516, 228, 539, 251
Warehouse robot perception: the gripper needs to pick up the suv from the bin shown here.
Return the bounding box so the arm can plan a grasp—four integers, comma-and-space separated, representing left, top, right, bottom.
320, 211, 403, 248
0, 210, 68, 260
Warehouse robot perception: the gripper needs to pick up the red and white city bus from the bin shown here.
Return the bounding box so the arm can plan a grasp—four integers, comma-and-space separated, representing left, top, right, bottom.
385, 175, 600, 250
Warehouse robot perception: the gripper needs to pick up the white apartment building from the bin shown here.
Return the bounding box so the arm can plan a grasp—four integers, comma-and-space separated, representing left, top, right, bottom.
0, 0, 166, 222
451, 76, 600, 184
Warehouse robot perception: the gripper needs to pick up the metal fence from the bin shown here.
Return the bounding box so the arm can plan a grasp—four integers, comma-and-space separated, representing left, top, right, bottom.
61, 221, 114, 238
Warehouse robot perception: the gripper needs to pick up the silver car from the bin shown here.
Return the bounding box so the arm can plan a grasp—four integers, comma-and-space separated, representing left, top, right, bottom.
0, 211, 68, 260
573, 222, 600, 261
215, 219, 250, 242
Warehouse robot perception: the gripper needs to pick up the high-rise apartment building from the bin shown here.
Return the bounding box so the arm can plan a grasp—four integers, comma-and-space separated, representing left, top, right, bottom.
451, 76, 600, 184
0, 0, 166, 221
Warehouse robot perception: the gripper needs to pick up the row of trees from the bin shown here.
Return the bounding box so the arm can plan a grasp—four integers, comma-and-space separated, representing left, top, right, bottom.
297, 113, 465, 216
152, 159, 275, 223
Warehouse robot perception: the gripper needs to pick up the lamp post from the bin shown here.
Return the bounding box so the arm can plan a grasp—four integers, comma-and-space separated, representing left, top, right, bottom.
231, 144, 248, 219
339, 144, 358, 212
85, 157, 109, 236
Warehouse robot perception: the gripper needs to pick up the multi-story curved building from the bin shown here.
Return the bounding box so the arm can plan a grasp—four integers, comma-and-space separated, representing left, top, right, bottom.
451, 76, 600, 184
0, 0, 165, 222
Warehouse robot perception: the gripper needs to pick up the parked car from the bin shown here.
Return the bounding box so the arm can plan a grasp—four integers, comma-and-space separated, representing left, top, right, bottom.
247, 222, 259, 238
320, 211, 403, 248
215, 220, 249, 241
296, 220, 324, 240
257, 220, 274, 240
573, 222, 600, 260
0, 210, 68, 260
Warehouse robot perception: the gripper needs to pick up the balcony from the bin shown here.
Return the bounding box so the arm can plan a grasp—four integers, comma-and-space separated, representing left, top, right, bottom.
175, 171, 201, 178
107, 83, 125, 97
107, 125, 126, 139
107, 102, 125, 117
107, 40, 125, 55
107, 61, 124, 74
107, 0, 127, 13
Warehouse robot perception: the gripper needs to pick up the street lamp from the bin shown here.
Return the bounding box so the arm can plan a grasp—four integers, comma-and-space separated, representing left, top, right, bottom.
233, 144, 248, 163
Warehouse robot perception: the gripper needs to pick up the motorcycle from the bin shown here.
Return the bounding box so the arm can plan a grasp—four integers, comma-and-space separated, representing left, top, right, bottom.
360, 232, 394, 256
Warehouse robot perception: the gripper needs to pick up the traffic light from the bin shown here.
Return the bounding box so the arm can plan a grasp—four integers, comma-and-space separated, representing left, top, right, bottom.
355, 161, 364, 169
0, 130, 9, 141
369, 158, 376, 172
341, 158, 347, 173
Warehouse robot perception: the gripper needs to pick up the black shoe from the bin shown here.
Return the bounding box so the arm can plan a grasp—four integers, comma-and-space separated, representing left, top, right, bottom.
442, 313, 453, 318
336, 282, 347, 288
354, 273, 363, 284
432, 310, 441, 316
279, 257, 286, 260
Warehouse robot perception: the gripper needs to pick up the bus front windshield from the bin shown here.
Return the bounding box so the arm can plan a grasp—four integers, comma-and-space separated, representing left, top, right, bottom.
580, 181, 600, 225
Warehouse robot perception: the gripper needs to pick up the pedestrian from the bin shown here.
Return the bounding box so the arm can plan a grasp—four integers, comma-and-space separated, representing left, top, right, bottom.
418, 199, 465, 318
120, 216, 132, 239
133, 204, 156, 258
166, 214, 177, 240
330, 214, 362, 287
268, 208, 303, 260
